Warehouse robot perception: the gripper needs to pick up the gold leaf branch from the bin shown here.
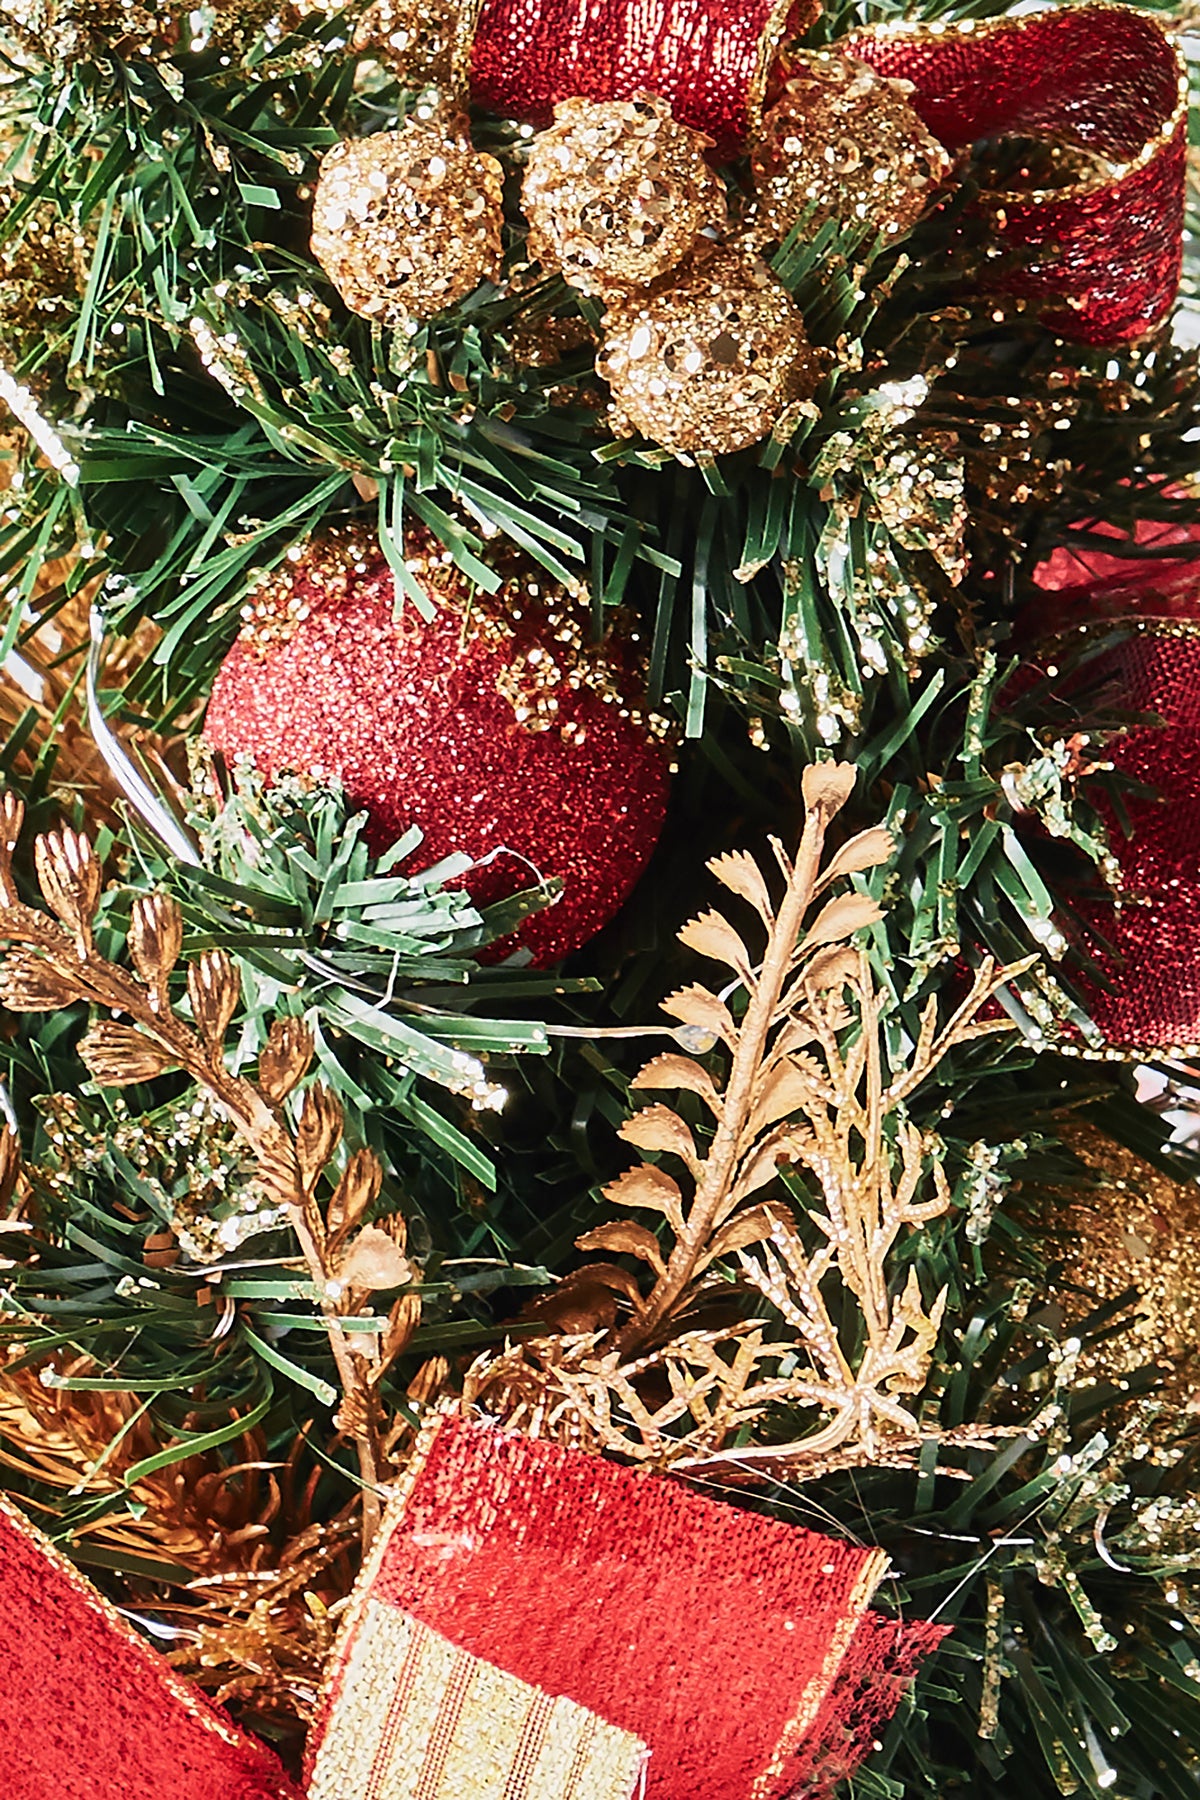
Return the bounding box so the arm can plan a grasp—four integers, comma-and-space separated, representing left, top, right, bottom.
609, 761, 895, 1359
0, 794, 418, 1547
470, 763, 1028, 1475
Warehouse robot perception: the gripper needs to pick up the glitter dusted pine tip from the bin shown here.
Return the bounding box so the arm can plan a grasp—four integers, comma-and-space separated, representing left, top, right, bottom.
203, 533, 674, 964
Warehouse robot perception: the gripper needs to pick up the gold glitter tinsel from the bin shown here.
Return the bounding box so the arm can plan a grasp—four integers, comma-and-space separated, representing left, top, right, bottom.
749, 52, 950, 248
597, 244, 821, 458
1040, 1122, 1200, 1401
0, 0, 278, 57
0, 189, 88, 377
311, 120, 504, 327
521, 93, 723, 298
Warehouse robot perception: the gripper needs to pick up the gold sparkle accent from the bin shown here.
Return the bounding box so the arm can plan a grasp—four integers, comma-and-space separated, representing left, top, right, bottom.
0, 0, 279, 57
352, 0, 484, 93
521, 92, 723, 299
867, 430, 968, 586
310, 119, 503, 328
748, 51, 950, 250
597, 242, 822, 459
1038, 1121, 1200, 1401
0, 184, 89, 381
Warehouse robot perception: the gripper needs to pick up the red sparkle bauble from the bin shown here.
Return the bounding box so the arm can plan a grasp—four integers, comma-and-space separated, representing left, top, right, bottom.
203, 534, 673, 964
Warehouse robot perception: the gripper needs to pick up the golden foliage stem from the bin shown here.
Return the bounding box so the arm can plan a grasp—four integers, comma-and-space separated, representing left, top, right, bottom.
0, 887, 383, 1547
615, 803, 831, 1357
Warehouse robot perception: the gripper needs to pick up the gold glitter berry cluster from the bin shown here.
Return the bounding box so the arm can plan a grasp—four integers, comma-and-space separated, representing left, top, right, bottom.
308, 62, 949, 458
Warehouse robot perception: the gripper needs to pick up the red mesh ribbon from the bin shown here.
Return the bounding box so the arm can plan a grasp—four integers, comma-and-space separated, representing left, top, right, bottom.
0, 1496, 297, 1800
1033, 507, 1200, 600
309, 1412, 948, 1800
849, 6, 1185, 343
470, 0, 811, 155
786, 1614, 948, 1797
1024, 506, 1200, 1053
1035, 604, 1200, 1055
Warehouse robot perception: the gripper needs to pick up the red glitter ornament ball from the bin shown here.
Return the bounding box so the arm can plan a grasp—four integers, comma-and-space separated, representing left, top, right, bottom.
204, 534, 673, 963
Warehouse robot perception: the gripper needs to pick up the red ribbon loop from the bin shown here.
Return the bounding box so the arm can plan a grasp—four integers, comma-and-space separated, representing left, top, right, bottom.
851, 7, 1185, 343
1059, 612, 1200, 1054
1029, 515, 1200, 1055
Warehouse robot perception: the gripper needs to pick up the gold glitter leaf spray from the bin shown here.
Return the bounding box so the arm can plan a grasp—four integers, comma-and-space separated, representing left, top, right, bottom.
467, 765, 1032, 1475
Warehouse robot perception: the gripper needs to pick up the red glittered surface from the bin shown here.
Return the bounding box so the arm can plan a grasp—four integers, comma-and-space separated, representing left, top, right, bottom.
851, 5, 1185, 343
0, 1496, 296, 1800
1048, 615, 1200, 1053
204, 541, 671, 964
311, 1412, 945, 1800
470, 0, 812, 156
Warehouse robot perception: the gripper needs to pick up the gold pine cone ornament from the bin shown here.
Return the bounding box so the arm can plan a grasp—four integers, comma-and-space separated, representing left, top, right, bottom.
521, 92, 724, 297
598, 244, 822, 458
750, 52, 950, 248
311, 119, 504, 328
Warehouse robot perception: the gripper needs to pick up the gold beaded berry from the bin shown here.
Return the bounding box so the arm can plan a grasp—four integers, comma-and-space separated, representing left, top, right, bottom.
311, 119, 504, 328
597, 243, 822, 458
750, 52, 950, 248
522, 92, 724, 298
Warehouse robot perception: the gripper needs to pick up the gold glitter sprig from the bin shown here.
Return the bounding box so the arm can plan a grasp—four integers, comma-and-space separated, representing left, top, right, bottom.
469, 765, 1029, 1472
0, 793, 423, 1546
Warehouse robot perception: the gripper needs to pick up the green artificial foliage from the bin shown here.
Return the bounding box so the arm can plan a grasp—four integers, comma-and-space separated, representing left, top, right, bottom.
0, 1, 1198, 1794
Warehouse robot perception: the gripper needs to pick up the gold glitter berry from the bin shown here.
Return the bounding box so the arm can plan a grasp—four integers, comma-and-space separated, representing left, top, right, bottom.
310, 118, 504, 328
597, 242, 821, 458
521, 92, 724, 298
749, 52, 950, 249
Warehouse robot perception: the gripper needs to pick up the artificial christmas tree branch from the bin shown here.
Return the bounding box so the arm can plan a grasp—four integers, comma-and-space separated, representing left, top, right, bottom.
0, 2, 1198, 1793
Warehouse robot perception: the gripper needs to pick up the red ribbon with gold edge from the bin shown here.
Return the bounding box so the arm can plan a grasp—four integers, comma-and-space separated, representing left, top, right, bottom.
848, 5, 1187, 343
305, 1410, 948, 1800
466, 0, 1185, 344
0, 1413, 946, 1800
